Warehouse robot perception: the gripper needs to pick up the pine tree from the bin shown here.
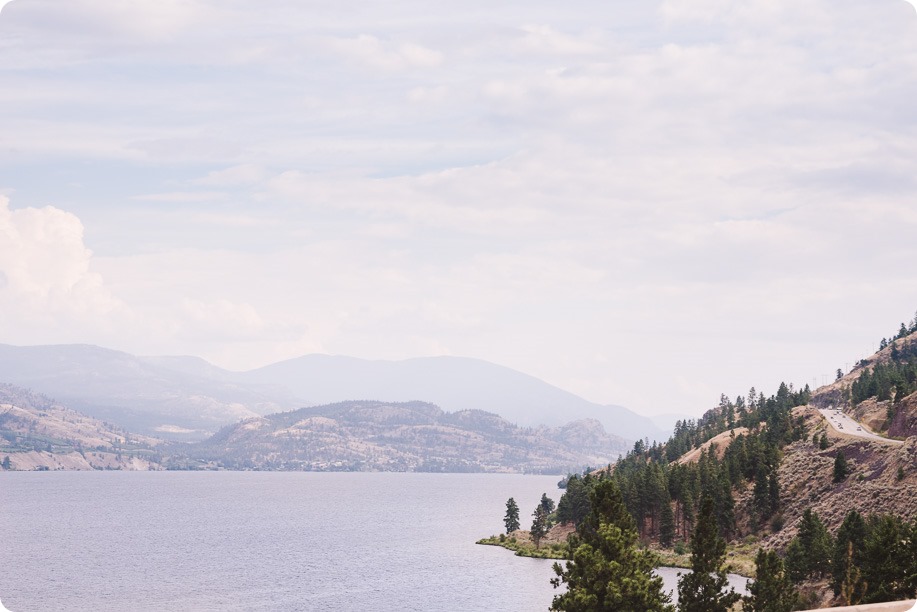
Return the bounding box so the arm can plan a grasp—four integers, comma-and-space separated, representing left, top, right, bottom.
540, 492, 556, 515
753, 465, 770, 525
785, 538, 808, 583
556, 474, 591, 526
785, 509, 833, 581
660, 498, 676, 548
767, 470, 780, 517
677, 496, 740, 612
839, 543, 867, 606
833, 451, 849, 483
860, 515, 915, 603
551, 479, 673, 612
531, 506, 549, 548
832, 509, 866, 594
504, 497, 520, 533
745, 548, 799, 612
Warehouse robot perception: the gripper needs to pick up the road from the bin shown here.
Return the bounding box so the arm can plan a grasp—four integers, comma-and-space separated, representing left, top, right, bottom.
817, 407, 903, 446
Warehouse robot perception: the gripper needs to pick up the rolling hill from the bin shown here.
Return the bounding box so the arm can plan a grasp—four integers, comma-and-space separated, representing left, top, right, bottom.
0, 344, 665, 443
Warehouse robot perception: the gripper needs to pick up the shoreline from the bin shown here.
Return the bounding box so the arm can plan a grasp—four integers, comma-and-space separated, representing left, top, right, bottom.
476, 532, 756, 578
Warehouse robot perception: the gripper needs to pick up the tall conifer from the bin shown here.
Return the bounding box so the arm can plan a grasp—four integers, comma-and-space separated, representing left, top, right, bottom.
551, 479, 673, 612
677, 496, 739, 612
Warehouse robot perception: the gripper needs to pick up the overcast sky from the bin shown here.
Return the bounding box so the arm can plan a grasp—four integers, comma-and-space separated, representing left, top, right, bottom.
1, 0, 917, 418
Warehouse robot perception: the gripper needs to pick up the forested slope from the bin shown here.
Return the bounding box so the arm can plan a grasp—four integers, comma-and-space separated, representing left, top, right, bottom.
545, 315, 917, 609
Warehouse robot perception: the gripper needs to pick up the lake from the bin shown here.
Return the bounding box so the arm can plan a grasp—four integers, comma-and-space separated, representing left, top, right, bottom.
0, 472, 747, 611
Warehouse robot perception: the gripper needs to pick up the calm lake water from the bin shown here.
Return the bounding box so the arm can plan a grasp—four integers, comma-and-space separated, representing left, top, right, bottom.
0, 472, 747, 611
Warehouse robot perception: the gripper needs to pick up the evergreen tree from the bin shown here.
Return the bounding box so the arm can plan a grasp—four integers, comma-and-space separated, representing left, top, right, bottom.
753, 465, 770, 525
551, 479, 673, 612
839, 543, 867, 606
677, 496, 740, 612
767, 470, 780, 517
531, 506, 549, 548
504, 497, 520, 533
660, 498, 676, 548
745, 548, 799, 612
556, 474, 591, 526
832, 509, 866, 594
860, 515, 916, 603
785, 509, 833, 581
540, 492, 556, 515
784, 538, 808, 583
833, 451, 849, 483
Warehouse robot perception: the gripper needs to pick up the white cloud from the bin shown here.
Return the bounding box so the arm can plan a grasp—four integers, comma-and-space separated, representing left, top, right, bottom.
516, 24, 604, 56
179, 298, 266, 341
324, 35, 443, 71
193, 164, 266, 187
0, 196, 127, 335
2, 0, 917, 417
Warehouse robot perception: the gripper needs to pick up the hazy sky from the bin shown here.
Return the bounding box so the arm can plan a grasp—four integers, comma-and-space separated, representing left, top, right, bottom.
2, 0, 917, 418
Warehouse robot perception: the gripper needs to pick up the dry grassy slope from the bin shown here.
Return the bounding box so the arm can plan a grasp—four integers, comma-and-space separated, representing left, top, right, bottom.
736, 406, 917, 552
6, 450, 158, 471
676, 427, 750, 465
0, 385, 163, 471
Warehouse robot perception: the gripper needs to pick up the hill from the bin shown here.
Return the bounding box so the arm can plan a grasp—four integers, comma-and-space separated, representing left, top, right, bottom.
241, 354, 666, 442
542, 322, 917, 609
187, 400, 630, 473
0, 344, 666, 443
0, 384, 162, 470
0, 344, 302, 439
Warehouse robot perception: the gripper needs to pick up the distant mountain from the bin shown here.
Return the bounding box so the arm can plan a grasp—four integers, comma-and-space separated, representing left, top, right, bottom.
241, 355, 666, 443
0, 344, 296, 439
190, 400, 630, 473
0, 344, 665, 444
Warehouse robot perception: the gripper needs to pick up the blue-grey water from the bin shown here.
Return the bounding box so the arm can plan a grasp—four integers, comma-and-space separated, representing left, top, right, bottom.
0, 472, 747, 611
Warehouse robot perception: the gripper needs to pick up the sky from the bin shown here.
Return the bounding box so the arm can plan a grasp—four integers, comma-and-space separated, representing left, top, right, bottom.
1, 0, 917, 419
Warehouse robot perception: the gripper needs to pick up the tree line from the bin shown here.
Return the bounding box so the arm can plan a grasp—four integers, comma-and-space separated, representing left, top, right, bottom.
560, 382, 810, 549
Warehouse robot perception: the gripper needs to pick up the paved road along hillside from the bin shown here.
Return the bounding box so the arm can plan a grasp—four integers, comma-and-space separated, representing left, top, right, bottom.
818, 407, 904, 446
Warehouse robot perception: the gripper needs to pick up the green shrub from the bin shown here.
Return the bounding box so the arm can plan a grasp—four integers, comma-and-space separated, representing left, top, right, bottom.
770, 513, 785, 532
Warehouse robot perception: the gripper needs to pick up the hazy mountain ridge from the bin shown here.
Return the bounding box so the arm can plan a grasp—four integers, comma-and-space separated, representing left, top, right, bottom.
0, 344, 302, 438
189, 400, 629, 473
0, 343, 664, 443
0, 385, 629, 473
243, 354, 666, 441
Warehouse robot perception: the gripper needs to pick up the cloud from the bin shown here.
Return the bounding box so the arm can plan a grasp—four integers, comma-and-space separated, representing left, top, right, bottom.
179, 298, 266, 341
0, 196, 126, 335
193, 164, 266, 187
3, 0, 917, 416
515, 24, 604, 56
324, 35, 443, 71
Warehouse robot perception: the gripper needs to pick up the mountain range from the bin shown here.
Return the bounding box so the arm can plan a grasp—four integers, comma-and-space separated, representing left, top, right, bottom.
0, 344, 668, 444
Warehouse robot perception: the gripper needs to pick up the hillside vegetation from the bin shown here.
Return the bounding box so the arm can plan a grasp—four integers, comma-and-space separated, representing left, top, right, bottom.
518, 315, 917, 610
187, 401, 629, 473
0, 384, 163, 470
0, 390, 629, 473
